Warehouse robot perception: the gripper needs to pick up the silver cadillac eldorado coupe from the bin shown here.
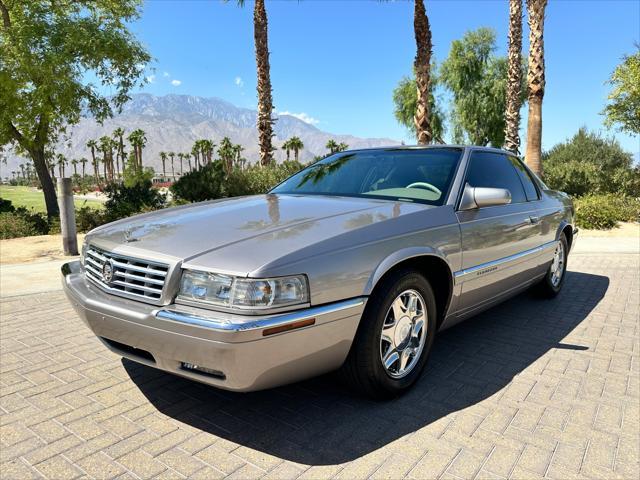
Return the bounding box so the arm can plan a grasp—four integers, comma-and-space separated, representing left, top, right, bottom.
62, 146, 577, 398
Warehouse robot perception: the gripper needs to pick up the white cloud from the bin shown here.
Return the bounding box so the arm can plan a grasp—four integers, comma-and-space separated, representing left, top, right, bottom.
171, 79, 182, 86
278, 111, 320, 125
234, 76, 244, 88
163, 71, 170, 77
146, 74, 156, 83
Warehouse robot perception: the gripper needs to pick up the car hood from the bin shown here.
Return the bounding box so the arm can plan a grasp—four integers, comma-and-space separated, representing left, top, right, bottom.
88, 194, 434, 275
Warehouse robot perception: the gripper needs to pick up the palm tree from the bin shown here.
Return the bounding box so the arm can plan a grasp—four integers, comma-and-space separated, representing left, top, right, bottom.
525, 0, 548, 176
326, 139, 339, 154
80, 157, 88, 179
337, 142, 349, 152
86, 139, 99, 183
413, 0, 433, 144
71, 158, 79, 176
232, 0, 275, 165
169, 152, 176, 178
160, 151, 167, 178
191, 144, 200, 170
504, 0, 523, 154
282, 139, 291, 161
218, 137, 236, 172
18, 163, 25, 180
186, 152, 192, 173
288, 136, 304, 162
128, 129, 147, 172
112, 128, 126, 178
178, 153, 185, 175
233, 144, 244, 167
99, 136, 115, 181
56, 153, 66, 177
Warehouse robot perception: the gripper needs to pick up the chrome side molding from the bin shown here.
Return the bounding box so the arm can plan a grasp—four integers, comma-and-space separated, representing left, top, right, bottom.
454, 240, 557, 284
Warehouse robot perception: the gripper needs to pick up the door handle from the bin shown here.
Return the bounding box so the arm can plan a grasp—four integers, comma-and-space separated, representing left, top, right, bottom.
529, 216, 540, 225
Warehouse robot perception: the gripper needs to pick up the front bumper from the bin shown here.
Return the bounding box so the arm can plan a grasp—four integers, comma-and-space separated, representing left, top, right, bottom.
62, 261, 365, 391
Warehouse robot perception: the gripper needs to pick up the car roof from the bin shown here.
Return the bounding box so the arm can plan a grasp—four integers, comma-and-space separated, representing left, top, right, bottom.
335, 144, 518, 157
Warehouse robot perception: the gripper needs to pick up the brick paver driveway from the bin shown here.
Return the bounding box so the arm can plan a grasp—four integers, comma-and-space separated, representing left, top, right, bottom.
1, 253, 638, 479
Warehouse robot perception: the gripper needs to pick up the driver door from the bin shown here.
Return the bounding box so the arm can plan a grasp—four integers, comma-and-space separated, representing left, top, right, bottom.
455, 150, 542, 315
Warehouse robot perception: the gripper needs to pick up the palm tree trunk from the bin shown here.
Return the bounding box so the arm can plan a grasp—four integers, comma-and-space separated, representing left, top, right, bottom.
413, 0, 433, 145
504, 0, 523, 154
254, 0, 275, 166
525, 0, 547, 176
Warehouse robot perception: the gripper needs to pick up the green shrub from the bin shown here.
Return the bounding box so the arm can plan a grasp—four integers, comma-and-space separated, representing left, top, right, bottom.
102, 179, 166, 221
0, 212, 41, 239
171, 160, 304, 203
575, 194, 639, 230
543, 128, 640, 197
170, 161, 227, 202
75, 206, 108, 233
0, 198, 15, 213
0, 207, 50, 239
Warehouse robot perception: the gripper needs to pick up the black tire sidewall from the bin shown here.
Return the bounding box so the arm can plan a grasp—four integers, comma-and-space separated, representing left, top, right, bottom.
358, 270, 438, 395
543, 233, 569, 295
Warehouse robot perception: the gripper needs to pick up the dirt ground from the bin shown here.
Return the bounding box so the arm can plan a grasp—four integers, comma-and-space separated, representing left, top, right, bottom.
0, 234, 85, 265
0, 223, 638, 265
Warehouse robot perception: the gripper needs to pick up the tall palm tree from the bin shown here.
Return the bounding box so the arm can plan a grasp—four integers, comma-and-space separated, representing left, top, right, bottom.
160, 151, 167, 178
128, 129, 147, 172
191, 143, 200, 170
413, 0, 433, 144
112, 128, 126, 178
504, 0, 523, 154
326, 139, 339, 155
233, 144, 244, 167
71, 158, 79, 176
525, 0, 548, 176
288, 136, 304, 162
86, 139, 98, 181
178, 153, 185, 175
232, 0, 275, 165
56, 153, 66, 177
218, 137, 236, 172
169, 152, 176, 178
80, 157, 88, 179
282, 139, 291, 161
337, 142, 349, 152
186, 152, 192, 173
99, 136, 115, 181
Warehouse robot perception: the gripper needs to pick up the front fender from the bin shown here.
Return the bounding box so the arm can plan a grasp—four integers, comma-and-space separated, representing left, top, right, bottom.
364, 247, 454, 295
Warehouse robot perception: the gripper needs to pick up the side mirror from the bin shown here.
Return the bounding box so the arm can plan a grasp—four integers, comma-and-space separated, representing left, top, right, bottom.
459, 184, 512, 210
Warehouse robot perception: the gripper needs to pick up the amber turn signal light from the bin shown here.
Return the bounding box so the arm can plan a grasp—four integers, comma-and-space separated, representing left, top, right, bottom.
262, 318, 315, 336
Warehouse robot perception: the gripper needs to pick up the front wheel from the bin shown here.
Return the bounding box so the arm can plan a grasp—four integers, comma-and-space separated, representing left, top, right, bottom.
341, 269, 437, 399
536, 233, 568, 298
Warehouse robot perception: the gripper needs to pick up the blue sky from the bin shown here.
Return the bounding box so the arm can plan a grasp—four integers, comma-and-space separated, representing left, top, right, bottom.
131, 0, 639, 156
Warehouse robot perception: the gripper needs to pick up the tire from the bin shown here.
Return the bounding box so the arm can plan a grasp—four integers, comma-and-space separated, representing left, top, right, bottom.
536, 232, 569, 298
341, 268, 437, 399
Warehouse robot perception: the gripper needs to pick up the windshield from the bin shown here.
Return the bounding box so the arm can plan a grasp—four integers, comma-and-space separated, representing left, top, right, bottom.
271, 148, 462, 205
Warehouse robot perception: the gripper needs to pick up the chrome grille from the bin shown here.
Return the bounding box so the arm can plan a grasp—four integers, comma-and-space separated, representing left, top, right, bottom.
84, 245, 169, 303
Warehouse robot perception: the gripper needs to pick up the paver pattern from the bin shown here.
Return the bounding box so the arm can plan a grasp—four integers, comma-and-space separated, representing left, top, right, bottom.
1, 253, 638, 479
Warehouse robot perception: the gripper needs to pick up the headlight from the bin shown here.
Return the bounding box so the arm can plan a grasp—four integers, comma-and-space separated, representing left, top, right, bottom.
178, 270, 309, 310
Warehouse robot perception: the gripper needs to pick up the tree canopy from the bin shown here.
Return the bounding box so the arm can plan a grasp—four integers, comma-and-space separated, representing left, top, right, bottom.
440, 28, 526, 147
0, 0, 150, 217
392, 71, 445, 143
542, 128, 639, 197
602, 46, 640, 136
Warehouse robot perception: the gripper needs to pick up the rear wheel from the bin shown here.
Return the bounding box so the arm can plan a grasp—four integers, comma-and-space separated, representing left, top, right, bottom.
341, 269, 437, 399
536, 233, 568, 298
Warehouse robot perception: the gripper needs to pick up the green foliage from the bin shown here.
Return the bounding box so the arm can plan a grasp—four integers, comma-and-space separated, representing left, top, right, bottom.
0, 205, 50, 239
102, 180, 166, 221
122, 156, 155, 187
439, 28, 526, 146
602, 46, 640, 135
575, 194, 640, 230
392, 72, 445, 142
171, 161, 304, 203
0, 0, 151, 217
542, 128, 639, 197
75, 206, 108, 233
225, 162, 304, 197
170, 161, 227, 202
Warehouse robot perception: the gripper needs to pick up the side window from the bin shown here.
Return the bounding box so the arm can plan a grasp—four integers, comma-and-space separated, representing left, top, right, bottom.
465, 152, 527, 204
509, 156, 539, 201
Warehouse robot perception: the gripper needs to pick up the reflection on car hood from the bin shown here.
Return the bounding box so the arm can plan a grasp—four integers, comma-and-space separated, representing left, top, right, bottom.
87, 194, 435, 274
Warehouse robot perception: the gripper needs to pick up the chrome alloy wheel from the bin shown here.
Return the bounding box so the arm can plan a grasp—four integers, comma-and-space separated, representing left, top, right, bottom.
550, 240, 565, 287
379, 289, 428, 379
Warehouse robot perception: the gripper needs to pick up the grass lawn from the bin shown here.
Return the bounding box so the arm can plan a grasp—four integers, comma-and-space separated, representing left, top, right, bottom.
0, 185, 103, 213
